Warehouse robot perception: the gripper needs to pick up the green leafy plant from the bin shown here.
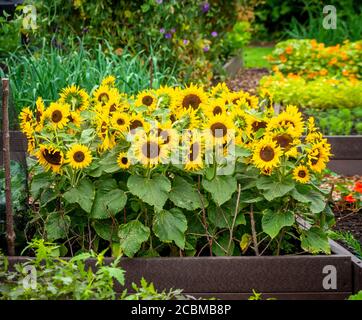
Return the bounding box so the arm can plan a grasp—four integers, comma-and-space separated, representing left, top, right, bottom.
330, 231, 362, 259
348, 291, 362, 300
0, 239, 193, 300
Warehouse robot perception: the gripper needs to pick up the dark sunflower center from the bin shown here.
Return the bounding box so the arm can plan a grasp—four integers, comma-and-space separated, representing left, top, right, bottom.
298, 170, 307, 178
130, 120, 143, 131
42, 149, 62, 165
100, 121, 107, 138
121, 157, 128, 165
159, 130, 170, 144
284, 120, 295, 128
68, 115, 74, 122
189, 142, 200, 161
170, 114, 177, 123
210, 122, 228, 138
36, 111, 42, 122
142, 95, 154, 106
252, 121, 267, 132
182, 94, 201, 110
73, 151, 85, 163
109, 104, 117, 112
311, 149, 320, 165
213, 106, 222, 115
232, 98, 239, 104
51, 110, 63, 123
98, 93, 109, 104
273, 133, 293, 149
142, 141, 160, 159
260, 146, 275, 162
117, 118, 125, 126
26, 114, 31, 122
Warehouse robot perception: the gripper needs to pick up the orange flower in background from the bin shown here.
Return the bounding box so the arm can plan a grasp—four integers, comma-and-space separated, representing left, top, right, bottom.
328, 57, 338, 65
279, 54, 287, 63
342, 69, 349, 76
345, 194, 357, 203
285, 46, 293, 54
319, 69, 328, 76
310, 39, 318, 48
354, 182, 362, 193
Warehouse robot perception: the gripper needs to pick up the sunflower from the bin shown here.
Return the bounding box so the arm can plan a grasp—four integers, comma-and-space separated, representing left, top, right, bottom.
202, 98, 227, 118
271, 130, 300, 158
231, 109, 248, 130
173, 107, 201, 130
134, 135, 168, 167
45, 102, 70, 130
175, 84, 208, 111
96, 117, 116, 152
183, 132, 204, 171
129, 114, 149, 133
293, 165, 310, 184
27, 136, 36, 155
204, 114, 235, 144
252, 136, 282, 172
101, 75, 116, 88
117, 151, 131, 169
67, 111, 82, 128
245, 114, 268, 138
19, 107, 35, 137
151, 123, 179, 152
34, 97, 45, 131
93, 85, 116, 106
66, 144, 92, 170
156, 85, 176, 108
266, 105, 304, 138
210, 82, 230, 98
111, 111, 130, 133
237, 93, 258, 109
36, 144, 64, 173
307, 142, 331, 173
227, 91, 247, 106
135, 90, 157, 111
59, 85, 89, 111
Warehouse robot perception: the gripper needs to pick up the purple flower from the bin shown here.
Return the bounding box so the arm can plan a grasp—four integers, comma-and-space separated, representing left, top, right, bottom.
203, 45, 210, 52
211, 31, 218, 37
183, 39, 189, 45
170, 28, 176, 33
156, 0, 163, 4
201, 2, 210, 13
159, 28, 165, 34
165, 33, 172, 39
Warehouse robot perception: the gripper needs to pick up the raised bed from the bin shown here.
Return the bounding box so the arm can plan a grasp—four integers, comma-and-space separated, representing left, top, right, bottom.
1, 132, 362, 176
6, 240, 362, 300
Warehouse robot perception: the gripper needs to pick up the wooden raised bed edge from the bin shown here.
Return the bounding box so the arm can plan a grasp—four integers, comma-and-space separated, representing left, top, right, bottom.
5, 240, 362, 300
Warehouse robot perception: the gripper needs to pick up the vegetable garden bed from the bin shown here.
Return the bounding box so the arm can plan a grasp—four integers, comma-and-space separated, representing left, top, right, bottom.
6, 240, 362, 300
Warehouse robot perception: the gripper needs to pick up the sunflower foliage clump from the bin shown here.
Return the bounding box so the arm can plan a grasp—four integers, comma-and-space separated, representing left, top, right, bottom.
19, 76, 334, 257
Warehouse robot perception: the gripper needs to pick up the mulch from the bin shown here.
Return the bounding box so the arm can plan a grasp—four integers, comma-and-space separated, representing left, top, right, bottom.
226, 67, 269, 95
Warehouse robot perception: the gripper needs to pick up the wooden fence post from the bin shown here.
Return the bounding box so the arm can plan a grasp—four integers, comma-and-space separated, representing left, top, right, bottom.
2, 78, 16, 255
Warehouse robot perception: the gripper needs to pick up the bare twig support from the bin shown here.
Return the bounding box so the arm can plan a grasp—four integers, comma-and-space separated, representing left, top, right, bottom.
249, 204, 259, 256
227, 183, 241, 255
2, 78, 16, 255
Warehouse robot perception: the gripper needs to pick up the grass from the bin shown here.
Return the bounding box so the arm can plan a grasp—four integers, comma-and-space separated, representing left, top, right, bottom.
243, 46, 274, 69
0, 39, 179, 115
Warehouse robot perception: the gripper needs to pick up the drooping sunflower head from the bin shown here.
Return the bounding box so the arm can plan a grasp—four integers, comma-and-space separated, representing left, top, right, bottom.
183, 132, 204, 172
135, 90, 157, 111
34, 97, 45, 131
210, 82, 230, 98
156, 85, 177, 108
293, 165, 310, 184
175, 84, 208, 112
101, 75, 116, 88
173, 107, 201, 130
19, 107, 35, 136
307, 142, 331, 173
67, 111, 82, 128
59, 85, 90, 111
117, 151, 131, 169
231, 109, 248, 130
66, 144, 93, 170
202, 98, 227, 118
245, 114, 268, 138
204, 114, 235, 144
36, 144, 64, 173
44, 102, 70, 130
251, 136, 282, 173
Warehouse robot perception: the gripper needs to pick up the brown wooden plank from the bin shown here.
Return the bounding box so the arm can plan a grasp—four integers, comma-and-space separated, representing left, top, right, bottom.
0, 131, 27, 152
6, 255, 353, 294
327, 160, 362, 176
189, 292, 351, 300
326, 136, 362, 160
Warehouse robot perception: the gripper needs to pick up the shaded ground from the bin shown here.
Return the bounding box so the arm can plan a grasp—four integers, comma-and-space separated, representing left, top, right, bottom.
226, 67, 269, 95
334, 212, 362, 244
